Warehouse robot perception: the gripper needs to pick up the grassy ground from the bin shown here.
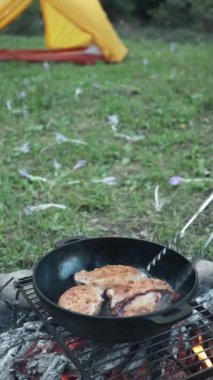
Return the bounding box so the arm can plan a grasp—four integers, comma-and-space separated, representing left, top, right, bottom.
0, 28, 212, 272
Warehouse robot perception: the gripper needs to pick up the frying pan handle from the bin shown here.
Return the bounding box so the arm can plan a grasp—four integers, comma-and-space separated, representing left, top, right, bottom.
54, 235, 87, 248
146, 303, 192, 325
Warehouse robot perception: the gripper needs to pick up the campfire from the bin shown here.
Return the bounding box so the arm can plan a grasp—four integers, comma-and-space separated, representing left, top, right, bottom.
0, 275, 213, 380
192, 337, 212, 369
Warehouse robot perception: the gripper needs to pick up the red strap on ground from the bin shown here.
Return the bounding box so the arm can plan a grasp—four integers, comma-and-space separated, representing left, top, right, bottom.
0, 48, 104, 64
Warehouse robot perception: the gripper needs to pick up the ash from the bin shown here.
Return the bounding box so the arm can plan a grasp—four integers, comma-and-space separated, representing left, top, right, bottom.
0, 321, 77, 380
196, 289, 213, 313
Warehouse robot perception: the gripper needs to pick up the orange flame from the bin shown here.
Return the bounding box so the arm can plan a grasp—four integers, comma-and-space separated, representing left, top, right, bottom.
192, 337, 212, 368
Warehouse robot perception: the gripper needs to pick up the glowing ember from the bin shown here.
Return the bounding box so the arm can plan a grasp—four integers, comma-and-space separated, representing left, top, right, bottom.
192, 337, 212, 369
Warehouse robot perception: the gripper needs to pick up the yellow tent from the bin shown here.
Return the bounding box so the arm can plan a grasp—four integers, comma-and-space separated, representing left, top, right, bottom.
0, 0, 128, 63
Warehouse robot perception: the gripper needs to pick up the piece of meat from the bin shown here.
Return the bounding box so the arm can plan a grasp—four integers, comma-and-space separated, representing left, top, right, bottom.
106, 278, 173, 308
114, 292, 162, 317
58, 285, 104, 316
74, 265, 146, 290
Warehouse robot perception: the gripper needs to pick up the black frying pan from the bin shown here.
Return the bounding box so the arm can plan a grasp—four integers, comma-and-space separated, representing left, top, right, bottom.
33, 236, 198, 343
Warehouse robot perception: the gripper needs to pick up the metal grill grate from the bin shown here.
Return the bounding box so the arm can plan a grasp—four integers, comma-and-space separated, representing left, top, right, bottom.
16, 276, 213, 380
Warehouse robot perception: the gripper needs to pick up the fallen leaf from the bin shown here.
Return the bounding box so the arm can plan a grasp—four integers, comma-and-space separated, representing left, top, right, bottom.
67, 180, 81, 185
55, 133, 87, 145
170, 42, 177, 52
23, 203, 67, 215
18, 91, 26, 100
121, 157, 130, 165
203, 118, 209, 123
53, 159, 62, 170
115, 133, 144, 142
153, 184, 165, 212
6, 100, 13, 112
107, 114, 119, 131
27, 125, 44, 132
92, 82, 101, 89
91, 176, 117, 186
19, 169, 48, 182
18, 143, 30, 153
143, 58, 149, 66
43, 62, 50, 70
6, 100, 28, 118
75, 87, 83, 97
22, 108, 29, 119
102, 176, 117, 185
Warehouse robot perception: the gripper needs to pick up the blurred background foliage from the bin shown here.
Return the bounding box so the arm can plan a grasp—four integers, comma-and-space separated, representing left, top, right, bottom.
3, 1, 42, 35
2, 0, 213, 35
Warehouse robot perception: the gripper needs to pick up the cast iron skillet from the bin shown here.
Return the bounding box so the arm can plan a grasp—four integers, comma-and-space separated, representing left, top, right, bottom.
33, 236, 198, 343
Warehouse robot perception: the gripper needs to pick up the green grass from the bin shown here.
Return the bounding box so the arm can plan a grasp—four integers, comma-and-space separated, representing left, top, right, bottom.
0, 28, 212, 271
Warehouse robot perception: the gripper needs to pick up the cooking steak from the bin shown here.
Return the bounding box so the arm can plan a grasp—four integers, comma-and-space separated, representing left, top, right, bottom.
106, 278, 174, 317
113, 292, 164, 316
106, 278, 173, 308
58, 285, 104, 315
74, 265, 146, 289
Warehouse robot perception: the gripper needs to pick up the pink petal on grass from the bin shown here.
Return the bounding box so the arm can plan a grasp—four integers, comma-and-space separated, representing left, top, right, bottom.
168, 176, 184, 186
19, 169, 29, 178
72, 160, 87, 171
55, 133, 69, 144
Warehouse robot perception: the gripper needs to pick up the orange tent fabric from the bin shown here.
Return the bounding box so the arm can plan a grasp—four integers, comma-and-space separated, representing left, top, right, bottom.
0, 0, 128, 64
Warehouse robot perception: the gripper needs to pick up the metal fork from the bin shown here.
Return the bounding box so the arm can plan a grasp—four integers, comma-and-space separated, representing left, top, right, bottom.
146, 192, 213, 272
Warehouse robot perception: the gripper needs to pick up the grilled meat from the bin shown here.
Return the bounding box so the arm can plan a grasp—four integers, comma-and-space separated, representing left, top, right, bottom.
74, 265, 146, 290
106, 278, 173, 308
106, 278, 174, 317
58, 285, 104, 315
114, 292, 163, 316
